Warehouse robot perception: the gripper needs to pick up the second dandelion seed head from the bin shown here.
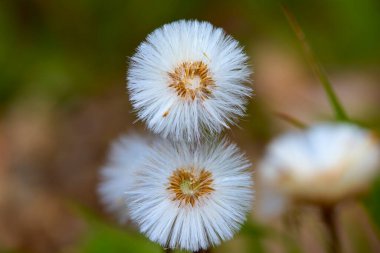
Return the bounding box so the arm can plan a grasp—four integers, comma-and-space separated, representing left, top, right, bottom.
168, 167, 214, 206
126, 139, 253, 251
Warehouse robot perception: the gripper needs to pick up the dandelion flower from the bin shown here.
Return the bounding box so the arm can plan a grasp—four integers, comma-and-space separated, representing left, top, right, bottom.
98, 133, 152, 223
126, 139, 253, 251
127, 20, 252, 141
259, 123, 380, 204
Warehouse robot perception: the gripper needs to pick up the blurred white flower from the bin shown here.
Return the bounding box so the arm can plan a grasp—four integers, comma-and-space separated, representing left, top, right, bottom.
127, 20, 252, 141
98, 133, 152, 223
126, 139, 253, 251
255, 182, 288, 222
259, 123, 380, 204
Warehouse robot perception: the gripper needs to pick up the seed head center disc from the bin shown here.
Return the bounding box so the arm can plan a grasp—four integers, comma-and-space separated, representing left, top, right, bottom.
167, 167, 214, 206
168, 61, 215, 101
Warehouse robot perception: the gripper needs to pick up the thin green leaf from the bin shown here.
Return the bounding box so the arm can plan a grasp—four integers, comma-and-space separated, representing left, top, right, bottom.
282, 5, 349, 122
274, 111, 307, 129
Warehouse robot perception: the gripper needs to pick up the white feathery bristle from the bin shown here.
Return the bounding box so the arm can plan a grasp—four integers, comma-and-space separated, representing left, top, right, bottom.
259, 123, 380, 203
98, 133, 152, 223
126, 138, 254, 251
127, 20, 252, 141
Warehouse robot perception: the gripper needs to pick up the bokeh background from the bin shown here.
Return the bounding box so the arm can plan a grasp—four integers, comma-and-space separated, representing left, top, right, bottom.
1, 0, 380, 252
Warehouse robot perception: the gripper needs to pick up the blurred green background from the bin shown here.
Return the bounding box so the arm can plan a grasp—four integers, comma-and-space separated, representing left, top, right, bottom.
0, 0, 379, 252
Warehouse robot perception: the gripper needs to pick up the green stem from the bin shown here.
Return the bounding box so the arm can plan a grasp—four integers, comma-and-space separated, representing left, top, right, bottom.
164, 248, 210, 253
193, 249, 211, 253
282, 5, 349, 122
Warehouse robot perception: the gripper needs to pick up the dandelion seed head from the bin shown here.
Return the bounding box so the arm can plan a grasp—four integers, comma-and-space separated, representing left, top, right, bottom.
127, 20, 252, 141
126, 139, 254, 251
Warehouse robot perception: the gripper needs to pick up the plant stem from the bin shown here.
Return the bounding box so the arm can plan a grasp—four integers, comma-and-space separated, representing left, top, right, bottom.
193, 249, 211, 253
275, 111, 307, 129
282, 5, 349, 122
321, 206, 340, 253
163, 248, 211, 253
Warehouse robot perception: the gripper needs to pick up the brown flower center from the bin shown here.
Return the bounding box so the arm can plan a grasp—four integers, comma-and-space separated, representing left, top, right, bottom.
168, 61, 215, 101
167, 167, 214, 206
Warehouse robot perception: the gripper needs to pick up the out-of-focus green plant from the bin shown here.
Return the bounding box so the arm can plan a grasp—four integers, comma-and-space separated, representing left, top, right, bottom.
363, 176, 380, 233
241, 219, 267, 253
282, 5, 348, 122
241, 218, 302, 253
2, 0, 380, 111
70, 205, 161, 253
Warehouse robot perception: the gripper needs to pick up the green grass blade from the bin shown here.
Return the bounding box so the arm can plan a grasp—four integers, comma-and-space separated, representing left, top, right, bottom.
282, 5, 349, 121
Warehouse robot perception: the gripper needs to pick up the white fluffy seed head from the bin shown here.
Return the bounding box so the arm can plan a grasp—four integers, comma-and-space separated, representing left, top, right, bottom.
98, 133, 152, 223
127, 20, 252, 141
259, 123, 380, 204
126, 139, 254, 251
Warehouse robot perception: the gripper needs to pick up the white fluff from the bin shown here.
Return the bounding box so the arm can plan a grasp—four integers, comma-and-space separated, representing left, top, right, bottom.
126, 139, 254, 251
98, 133, 152, 223
127, 20, 252, 141
259, 123, 380, 203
